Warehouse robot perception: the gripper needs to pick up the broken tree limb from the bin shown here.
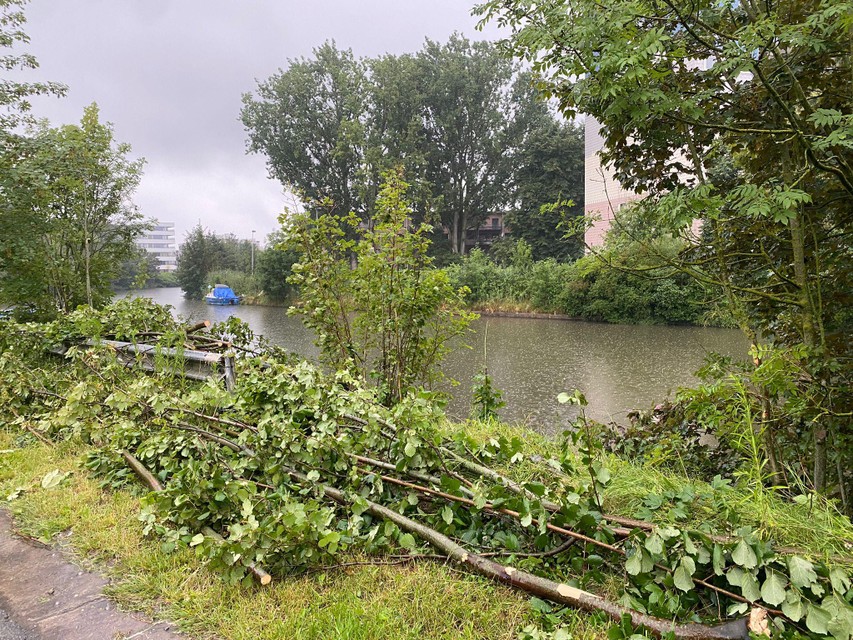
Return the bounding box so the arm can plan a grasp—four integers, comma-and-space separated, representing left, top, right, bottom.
120, 450, 271, 586
121, 450, 163, 491
295, 470, 749, 640
186, 320, 211, 334
355, 468, 783, 613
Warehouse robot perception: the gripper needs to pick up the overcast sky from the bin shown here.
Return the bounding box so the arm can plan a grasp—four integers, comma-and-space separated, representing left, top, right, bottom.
20, 1, 503, 245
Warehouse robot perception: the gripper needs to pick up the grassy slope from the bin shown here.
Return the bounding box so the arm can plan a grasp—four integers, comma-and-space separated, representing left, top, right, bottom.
2, 423, 851, 640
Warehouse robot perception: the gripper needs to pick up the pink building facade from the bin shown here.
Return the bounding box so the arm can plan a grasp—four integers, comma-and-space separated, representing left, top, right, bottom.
583, 116, 641, 248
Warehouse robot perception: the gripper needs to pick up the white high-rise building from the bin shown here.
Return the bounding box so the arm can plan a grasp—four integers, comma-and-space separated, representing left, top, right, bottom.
136, 221, 177, 272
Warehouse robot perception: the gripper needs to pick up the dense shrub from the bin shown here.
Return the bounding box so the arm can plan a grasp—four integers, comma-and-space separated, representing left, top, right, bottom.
446, 249, 708, 324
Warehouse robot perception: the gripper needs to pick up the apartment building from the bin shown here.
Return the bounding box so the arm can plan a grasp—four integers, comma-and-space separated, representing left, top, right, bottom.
583, 116, 642, 248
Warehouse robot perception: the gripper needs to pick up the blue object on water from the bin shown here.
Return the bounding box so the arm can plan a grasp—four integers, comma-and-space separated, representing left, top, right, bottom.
204, 284, 242, 305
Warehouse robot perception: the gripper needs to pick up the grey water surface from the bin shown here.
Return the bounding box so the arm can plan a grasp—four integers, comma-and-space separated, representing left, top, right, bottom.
129, 288, 749, 435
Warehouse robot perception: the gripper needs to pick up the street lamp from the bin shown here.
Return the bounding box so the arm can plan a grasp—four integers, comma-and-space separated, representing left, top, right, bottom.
251, 230, 256, 275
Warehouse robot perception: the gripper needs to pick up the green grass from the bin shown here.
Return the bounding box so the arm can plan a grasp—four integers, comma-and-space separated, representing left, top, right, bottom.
0, 431, 610, 640
448, 419, 853, 559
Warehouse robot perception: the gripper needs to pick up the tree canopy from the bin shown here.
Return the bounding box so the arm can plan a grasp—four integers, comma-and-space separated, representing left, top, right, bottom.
0, 104, 145, 317
242, 35, 572, 254
0, 0, 65, 131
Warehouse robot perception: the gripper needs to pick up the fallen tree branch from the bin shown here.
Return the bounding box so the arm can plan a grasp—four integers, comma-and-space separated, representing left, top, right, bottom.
119, 450, 271, 585
296, 470, 749, 640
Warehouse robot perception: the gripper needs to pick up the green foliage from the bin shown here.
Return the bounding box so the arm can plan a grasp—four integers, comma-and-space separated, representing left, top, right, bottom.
475, 0, 852, 498
2, 302, 853, 639
471, 368, 505, 422
506, 121, 585, 262
256, 231, 298, 302
175, 226, 257, 300
446, 237, 707, 325
0, 104, 146, 318
243, 35, 562, 256
284, 169, 476, 405
206, 270, 260, 299
175, 224, 215, 299
0, 0, 66, 130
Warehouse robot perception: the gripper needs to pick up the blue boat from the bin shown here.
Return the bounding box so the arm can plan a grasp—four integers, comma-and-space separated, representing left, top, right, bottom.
204, 284, 242, 305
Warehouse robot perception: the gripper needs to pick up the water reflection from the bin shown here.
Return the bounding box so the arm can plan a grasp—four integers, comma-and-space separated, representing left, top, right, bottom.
128, 288, 749, 434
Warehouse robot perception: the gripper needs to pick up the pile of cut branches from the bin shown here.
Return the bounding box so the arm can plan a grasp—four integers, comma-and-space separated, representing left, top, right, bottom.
1, 303, 851, 640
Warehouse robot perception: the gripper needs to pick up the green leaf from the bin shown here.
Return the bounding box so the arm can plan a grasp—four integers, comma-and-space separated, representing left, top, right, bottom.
318, 531, 340, 549
399, 533, 417, 550
626, 550, 643, 576
189, 533, 205, 547
806, 603, 832, 635
712, 543, 726, 576
830, 567, 851, 594
731, 539, 757, 569
740, 572, 761, 602
782, 591, 805, 622
404, 441, 417, 457
788, 555, 818, 588
760, 569, 787, 606
441, 505, 454, 525
40, 469, 70, 489
673, 563, 694, 592
644, 533, 663, 555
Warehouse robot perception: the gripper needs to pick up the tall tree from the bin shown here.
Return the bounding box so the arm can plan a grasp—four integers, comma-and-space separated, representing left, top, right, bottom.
506, 120, 584, 262
414, 35, 550, 254
176, 224, 218, 300
242, 36, 557, 254
475, 0, 852, 493
241, 42, 369, 218
0, 104, 145, 317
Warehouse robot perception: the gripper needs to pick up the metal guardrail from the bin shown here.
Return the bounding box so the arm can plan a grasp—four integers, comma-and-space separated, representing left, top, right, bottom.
51, 339, 237, 391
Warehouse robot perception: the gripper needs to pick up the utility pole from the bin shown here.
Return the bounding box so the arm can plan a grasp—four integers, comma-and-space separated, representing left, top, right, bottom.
251, 229, 256, 275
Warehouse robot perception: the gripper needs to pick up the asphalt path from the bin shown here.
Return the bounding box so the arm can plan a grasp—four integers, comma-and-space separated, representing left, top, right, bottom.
0, 609, 34, 640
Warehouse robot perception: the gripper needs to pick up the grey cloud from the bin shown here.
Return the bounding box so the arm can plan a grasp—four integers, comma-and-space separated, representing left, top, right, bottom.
20, 1, 503, 242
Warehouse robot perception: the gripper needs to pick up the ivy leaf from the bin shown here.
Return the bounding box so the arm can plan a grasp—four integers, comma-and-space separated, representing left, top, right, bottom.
731, 539, 757, 569
760, 569, 788, 606
789, 556, 818, 589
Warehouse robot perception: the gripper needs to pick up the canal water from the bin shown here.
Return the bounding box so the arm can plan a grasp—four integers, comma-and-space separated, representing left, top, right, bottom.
129, 288, 750, 434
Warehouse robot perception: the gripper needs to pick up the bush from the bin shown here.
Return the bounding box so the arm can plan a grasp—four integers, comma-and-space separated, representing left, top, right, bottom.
206, 270, 261, 298
446, 248, 707, 324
